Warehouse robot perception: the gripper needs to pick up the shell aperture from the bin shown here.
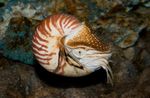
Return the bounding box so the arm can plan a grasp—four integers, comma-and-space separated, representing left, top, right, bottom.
32, 14, 112, 83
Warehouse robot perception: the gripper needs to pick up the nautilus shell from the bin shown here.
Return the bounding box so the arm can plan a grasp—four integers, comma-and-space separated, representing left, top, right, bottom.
32, 14, 113, 83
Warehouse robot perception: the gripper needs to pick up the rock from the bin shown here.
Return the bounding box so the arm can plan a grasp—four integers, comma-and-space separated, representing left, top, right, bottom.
123, 47, 135, 60
114, 61, 137, 84
0, 0, 56, 40
138, 68, 150, 86
121, 68, 150, 98
97, 10, 148, 48
11, 4, 36, 18
140, 50, 150, 68
132, 48, 150, 71
115, 25, 146, 48
2, 16, 36, 65
121, 89, 150, 98
116, 30, 139, 48
0, 56, 51, 98
62, 88, 93, 98
144, 1, 150, 7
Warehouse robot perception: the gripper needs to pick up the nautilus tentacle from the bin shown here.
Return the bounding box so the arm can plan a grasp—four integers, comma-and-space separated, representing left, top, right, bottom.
32, 14, 112, 83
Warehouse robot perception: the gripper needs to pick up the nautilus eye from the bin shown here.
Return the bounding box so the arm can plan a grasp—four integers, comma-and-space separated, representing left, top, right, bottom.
32, 14, 113, 83
72, 49, 87, 58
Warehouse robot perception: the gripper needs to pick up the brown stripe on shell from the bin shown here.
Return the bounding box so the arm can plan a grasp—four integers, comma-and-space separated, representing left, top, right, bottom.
39, 61, 50, 65
32, 48, 49, 57
33, 32, 48, 43
37, 23, 49, 37
43, 18, 52, 36
32, 43, 48, 52
63, 15, 71, 27
57, 15, 66, 35
67, 19, 79, 29
64, 16, 73, 28
51, 15, 58, 30
32, 39, 48, 50
35, 55, 52, 61
59, 15, 66, 35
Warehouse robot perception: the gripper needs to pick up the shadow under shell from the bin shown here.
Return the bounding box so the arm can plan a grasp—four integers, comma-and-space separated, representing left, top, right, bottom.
34, 62, 107, 88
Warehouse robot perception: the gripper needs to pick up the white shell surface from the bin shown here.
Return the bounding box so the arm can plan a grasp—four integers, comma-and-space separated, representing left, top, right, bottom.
32, 14, 112, 80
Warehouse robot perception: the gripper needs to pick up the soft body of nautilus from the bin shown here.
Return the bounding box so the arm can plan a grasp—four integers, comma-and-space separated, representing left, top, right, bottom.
32, 14, 112, 83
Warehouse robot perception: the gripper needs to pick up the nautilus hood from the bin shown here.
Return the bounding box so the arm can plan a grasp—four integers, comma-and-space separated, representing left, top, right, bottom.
64, 24, 110, 52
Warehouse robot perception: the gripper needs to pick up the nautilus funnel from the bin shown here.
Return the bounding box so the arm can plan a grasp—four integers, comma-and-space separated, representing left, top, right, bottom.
32, 14, 113, 83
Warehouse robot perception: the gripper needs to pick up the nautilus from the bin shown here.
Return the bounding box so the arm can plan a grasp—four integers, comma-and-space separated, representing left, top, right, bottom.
32, 14, 113, 83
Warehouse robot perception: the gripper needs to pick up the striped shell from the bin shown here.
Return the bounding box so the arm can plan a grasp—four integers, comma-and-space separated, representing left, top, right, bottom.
32, 14, 112, 83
